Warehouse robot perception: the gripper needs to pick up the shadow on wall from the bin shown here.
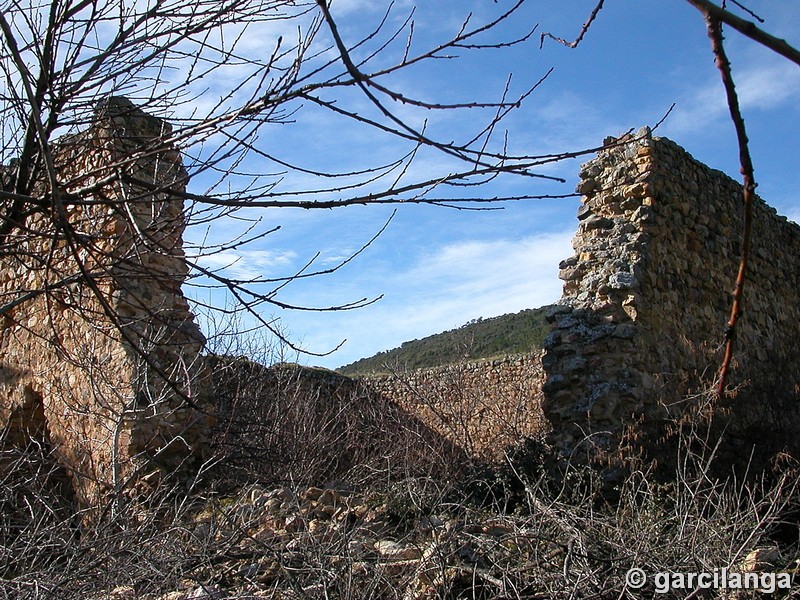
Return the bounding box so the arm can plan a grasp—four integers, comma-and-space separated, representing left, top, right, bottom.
361, 354, 548, 463
207, 357, 472, 489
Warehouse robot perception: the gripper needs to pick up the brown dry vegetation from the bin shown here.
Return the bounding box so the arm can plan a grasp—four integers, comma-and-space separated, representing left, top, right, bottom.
1, 359, 799, 600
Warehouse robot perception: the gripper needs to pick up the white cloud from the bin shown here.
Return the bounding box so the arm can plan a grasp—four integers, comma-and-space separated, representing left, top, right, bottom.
661, 59, 800, 139
197, 249, 298, 281
404, 231, 572, 317
290, 228, 575, 368
736, 62, 800, 111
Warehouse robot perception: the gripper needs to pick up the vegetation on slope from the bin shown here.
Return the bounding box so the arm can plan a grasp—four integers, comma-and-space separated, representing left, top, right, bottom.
338, 306, 553, 375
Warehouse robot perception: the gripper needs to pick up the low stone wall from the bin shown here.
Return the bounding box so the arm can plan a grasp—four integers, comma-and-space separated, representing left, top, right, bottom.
543, 128, 800, 461
0, 98, 208, 505
364, 353, 547, 460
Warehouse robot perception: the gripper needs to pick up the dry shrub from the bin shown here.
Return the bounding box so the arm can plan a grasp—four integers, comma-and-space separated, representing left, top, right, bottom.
0, 442, 78, 588
2, 342, 799, 598
0, 445, 220, 599
207, 355, 468, 491
626, 377, 800, 487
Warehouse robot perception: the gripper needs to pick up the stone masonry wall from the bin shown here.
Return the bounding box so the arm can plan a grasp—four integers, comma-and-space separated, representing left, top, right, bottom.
543, 127, 800, 460
364, 353, 547, 460
0, 98, 208, 505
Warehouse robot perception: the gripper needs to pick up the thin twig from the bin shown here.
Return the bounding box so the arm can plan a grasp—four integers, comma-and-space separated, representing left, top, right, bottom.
540, 0, 605, 49
728, 0, 764, 23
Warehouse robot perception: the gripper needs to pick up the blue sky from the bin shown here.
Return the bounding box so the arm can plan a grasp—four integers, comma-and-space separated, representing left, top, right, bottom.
180, 1, 800, 369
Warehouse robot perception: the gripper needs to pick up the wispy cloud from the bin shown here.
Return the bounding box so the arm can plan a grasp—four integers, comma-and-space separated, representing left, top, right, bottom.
661, 58, 800, 139
197, 249, 298, 281
736, 62, 800, 110
285, 228, 575, 367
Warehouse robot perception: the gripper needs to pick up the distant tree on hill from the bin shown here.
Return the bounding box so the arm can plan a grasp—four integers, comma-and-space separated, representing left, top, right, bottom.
339, 308, 552, 374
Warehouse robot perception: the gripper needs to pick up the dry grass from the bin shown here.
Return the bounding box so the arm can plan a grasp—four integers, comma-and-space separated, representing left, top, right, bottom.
1, 355, 799, 599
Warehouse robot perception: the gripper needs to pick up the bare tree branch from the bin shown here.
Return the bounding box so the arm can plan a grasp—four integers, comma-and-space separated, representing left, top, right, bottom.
539, 0, 605, 49
685, 0, 800, 67
0, 0, 595, 402
698, 14, 758, 397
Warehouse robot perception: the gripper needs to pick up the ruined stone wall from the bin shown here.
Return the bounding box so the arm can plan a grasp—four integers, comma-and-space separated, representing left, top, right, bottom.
0, 98, 208, 505
364, 353, 547, 460
2, 108, 796, 502
543, 128, 800, 460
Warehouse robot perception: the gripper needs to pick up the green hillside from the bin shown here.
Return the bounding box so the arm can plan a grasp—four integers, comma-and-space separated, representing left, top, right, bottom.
338, 306, 553, 375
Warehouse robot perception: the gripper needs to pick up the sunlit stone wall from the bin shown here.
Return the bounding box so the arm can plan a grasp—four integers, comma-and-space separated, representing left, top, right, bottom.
543, 128, 800, 460
364, 353, 547, 459
0, 99, 209, 505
